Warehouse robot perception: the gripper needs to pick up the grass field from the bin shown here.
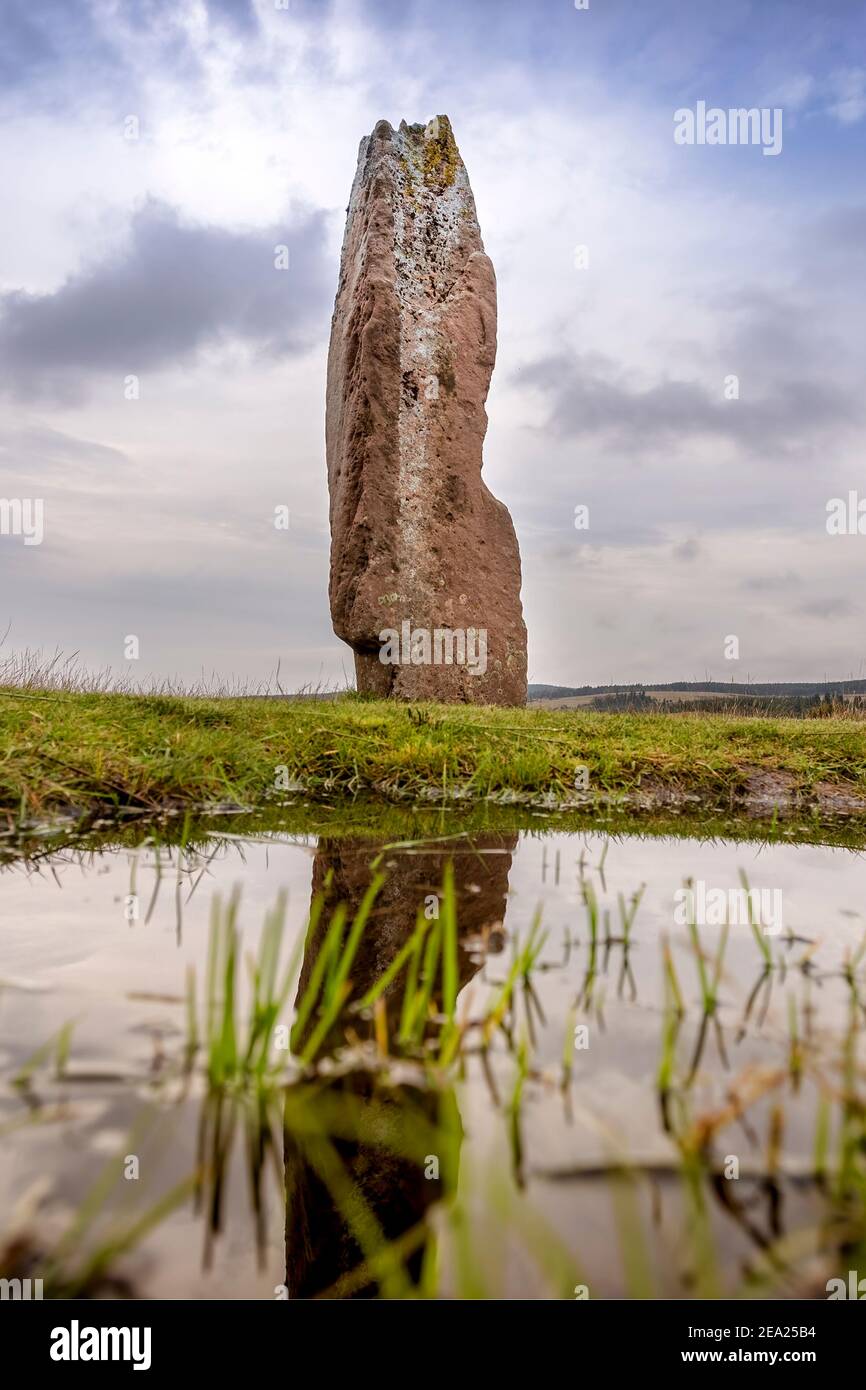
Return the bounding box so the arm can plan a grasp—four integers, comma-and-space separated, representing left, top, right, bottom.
1, 689, 865, 826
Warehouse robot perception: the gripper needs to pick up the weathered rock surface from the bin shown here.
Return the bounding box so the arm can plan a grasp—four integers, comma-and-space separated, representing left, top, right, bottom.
325, 115, 528, 705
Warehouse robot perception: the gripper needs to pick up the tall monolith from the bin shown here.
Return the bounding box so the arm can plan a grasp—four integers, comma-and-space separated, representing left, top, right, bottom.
325, 115, 527, 705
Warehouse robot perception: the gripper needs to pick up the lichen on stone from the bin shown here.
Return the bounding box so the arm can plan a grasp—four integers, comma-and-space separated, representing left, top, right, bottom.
422, 114, 459, 190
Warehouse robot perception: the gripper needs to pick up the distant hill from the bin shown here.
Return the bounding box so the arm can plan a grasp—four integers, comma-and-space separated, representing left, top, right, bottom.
529, 680, 866, 700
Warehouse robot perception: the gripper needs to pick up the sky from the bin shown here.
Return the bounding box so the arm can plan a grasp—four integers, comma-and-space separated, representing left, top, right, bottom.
1, 0, 865, 689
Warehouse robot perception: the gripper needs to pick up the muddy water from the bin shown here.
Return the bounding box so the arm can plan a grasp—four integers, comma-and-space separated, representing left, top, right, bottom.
1, 825, 865, 1299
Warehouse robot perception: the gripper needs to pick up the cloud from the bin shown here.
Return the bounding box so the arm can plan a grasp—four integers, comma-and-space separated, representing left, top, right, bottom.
514, 349, 854, 457
2, 0, 865, 686
815, 204, 866, 261
0, 199, 332, 400
0, 0, 258, 110
0, 1, 114, 91
796, 597, 856, 619
204, 0, 260, 31
767, 74, 815, 111
827, 67, 866, 124
0, 424, 129, 477
740, 571, 801, 593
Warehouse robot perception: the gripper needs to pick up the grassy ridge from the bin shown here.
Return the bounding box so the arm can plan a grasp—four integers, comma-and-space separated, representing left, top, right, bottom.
1, 691, 865, 823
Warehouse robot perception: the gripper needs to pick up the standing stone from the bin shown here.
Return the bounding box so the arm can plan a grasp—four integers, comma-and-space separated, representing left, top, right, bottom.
325, 115, 528, 705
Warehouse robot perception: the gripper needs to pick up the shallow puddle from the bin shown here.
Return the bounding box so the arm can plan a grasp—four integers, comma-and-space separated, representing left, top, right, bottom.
2, 821, 866, 1299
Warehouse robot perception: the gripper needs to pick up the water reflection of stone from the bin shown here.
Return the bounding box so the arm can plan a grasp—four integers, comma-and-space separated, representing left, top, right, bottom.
284, 834, 515, 1299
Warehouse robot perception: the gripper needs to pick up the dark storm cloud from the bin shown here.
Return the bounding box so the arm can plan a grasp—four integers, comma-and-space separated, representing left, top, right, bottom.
515, 349, 857, 456
0, 200, 332, 400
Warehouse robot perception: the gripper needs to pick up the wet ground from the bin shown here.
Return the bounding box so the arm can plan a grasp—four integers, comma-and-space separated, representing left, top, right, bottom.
2, 819, 866, 1299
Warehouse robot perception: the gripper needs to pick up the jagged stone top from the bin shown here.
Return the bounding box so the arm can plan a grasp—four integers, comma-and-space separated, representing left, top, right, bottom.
342, 116, 483, 303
